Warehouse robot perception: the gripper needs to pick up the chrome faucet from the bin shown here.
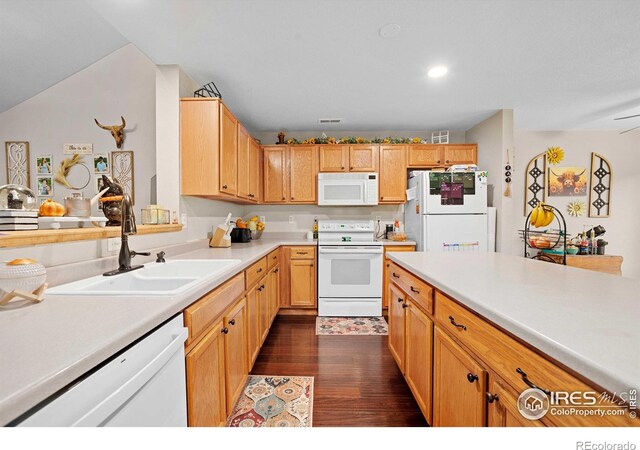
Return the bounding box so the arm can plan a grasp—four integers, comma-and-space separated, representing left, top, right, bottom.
104, 193, 150, 276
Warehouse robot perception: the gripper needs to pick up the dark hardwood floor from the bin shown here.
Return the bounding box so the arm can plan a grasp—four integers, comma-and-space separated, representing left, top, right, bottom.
251, 315, 428, 427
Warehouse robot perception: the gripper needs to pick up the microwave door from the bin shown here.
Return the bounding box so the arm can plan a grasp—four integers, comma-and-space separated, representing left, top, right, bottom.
319, 180, 365, 205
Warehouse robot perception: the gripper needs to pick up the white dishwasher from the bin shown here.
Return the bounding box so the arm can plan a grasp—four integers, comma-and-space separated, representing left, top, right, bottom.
18, 314, 188, 427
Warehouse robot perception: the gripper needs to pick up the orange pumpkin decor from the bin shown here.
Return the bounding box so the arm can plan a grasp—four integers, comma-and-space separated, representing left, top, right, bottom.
39, 199, 66, 217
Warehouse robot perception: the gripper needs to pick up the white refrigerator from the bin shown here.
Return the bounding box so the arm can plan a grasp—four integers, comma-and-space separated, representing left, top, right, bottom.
405, 171, 493, 252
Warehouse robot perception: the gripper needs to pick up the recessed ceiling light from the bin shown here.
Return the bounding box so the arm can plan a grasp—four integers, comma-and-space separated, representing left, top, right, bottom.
427, 66, 448, 78
379, 23, 401, 39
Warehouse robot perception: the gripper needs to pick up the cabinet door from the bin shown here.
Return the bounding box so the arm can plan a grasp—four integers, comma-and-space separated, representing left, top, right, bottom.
258, 279, 269, 344
319, 145, 348, 172
224, 299, 248, 414
263, 146, 287, 203
268, 266, 280, 324
289, 146, 317, 203
379, 145, 407, 203
236, 124, 251, 200
444, 144, 477, 165
289, 259, 316, 307
408, 145, 444, 167
487, 378, 544, 427
383, 246, 416, 309
349, 145, 378, 172
388, 282, 406, 370
433, 328, 487, 427
246, 285, 261, 369
405, 300, 434, 424
185, 321, 226, 427
248, 138, 260, 202
219, 103, 238, 195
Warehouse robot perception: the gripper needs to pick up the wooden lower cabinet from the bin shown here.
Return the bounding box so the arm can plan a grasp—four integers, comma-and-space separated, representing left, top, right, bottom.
223, 298, 248, 414
185, 320, 227, 427
388, 283, 406, 369
404, 300, 433, 424
382, 245, 415, 309
487, 378, 544, 427
258, 280, 269, 344
433, 328, 487, 427
268, 265, 280, 324
246, 284, 261, 368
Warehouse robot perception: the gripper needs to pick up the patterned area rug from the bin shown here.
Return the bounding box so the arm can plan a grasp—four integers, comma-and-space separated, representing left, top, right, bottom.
316, 316, 388, 335
226, 376, 314, 427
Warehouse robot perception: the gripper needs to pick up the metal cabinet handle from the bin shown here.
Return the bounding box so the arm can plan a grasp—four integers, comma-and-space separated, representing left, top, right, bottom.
296, 251, 307, 254
222, 184, 228, 189
402, 303, 408, 309
221, 327, 229, 334
257, 268, 263, 273
273, 256, 278, 259
229, 319, 236, 326
449, 315, 467, 331
350, 166, 354, 170
486, 393, 499, 404
282, 197, 285, 200
446, 160, 450, 164
410, 286, 420, 293
516, 368, 551, 395
437, 160, 441, 163
397, 298, 404, 303
274, 268, 279, 273
261, 284, 265, 289
392, 272, 400, 278
467, 373, 479, 383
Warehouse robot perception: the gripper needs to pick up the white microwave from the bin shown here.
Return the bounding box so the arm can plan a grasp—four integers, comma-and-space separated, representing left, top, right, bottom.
318, 172, 378, 206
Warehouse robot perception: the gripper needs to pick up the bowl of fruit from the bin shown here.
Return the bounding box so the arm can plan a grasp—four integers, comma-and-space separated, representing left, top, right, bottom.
235, 216, 265, 240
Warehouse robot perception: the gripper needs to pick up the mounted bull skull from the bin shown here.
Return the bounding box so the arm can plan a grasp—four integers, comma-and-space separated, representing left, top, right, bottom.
94, 116, 126, 148
551, 169, 586, 192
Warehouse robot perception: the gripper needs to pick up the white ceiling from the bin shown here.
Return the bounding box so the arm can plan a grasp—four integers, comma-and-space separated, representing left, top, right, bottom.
3, 0, 640, 132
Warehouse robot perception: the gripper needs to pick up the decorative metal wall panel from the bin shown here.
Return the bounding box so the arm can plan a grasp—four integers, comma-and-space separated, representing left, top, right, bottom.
588, 152, 612, 218
5, 141, 31, 187
111, 150, 135, 203
523, 152, 547, 216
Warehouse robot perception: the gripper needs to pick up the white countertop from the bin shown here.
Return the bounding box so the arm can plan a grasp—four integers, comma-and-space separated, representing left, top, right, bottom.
0, 237, 315, 425
387, 251, 640, 395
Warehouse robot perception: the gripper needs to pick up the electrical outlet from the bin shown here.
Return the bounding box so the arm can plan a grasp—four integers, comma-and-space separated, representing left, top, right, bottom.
289, 215, 295, 224
107, 237, 119, 252
181, 213, 187, 228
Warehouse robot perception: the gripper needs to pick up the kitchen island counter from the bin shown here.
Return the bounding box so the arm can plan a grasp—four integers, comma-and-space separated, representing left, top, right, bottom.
387, 251, 639, 396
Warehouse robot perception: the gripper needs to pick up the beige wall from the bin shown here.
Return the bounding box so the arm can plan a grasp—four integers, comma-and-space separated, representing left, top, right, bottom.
513, 131, 640, 279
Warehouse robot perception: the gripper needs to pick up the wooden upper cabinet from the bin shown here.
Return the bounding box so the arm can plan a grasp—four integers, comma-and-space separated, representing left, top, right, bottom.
219, 103, 238, 196
444, 144, 477, 165
349, 145, 378, 172
408, 145, 444, 167
379, 145, 407, 203
433, 328, 487, 427
248, 138, 260, 202
319, 145, 348, 172
185, 320, 227, 427
289, 145, 317, 203
236, 124, 250, 200
263, 146, 287, 203
180, 99, 220, 196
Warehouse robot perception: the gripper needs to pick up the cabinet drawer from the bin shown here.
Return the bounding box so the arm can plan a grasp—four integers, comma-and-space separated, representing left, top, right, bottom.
435, 292, 637, 426
388, 262, 433, 315
267, 249, 279, 270
246, 257, 267, 288
290, 246, 315, 260
184, 273, 245, 347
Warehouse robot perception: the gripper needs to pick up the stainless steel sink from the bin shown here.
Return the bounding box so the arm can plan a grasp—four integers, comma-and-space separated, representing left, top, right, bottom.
48, 259, 242, 297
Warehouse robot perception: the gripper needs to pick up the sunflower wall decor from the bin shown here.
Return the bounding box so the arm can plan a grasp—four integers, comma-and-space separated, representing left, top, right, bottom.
546, 146, 564, 165
567, 200, 586, 217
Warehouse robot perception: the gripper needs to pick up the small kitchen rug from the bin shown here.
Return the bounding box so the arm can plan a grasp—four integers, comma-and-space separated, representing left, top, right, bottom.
316, 316, 388, 335
226, 375, 314, 427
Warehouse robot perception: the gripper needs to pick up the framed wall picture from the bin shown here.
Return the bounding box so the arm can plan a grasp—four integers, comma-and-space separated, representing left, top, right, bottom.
111, 150, 134, 202
36, 155, 53, 175
547, 167, 587, 197
93, 154, 110, 174
5, 141, 31, 187
37, 176, 54, 196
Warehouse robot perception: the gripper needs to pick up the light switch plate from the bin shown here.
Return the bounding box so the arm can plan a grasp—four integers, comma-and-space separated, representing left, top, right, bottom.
289, 216, 295, 224
181, 213, 187, 228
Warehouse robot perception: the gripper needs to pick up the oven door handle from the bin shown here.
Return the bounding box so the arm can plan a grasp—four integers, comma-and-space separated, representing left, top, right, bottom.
319, 248, 383, 254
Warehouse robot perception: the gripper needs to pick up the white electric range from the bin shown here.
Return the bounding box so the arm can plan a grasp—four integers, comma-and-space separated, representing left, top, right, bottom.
317, 220, 383, 317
